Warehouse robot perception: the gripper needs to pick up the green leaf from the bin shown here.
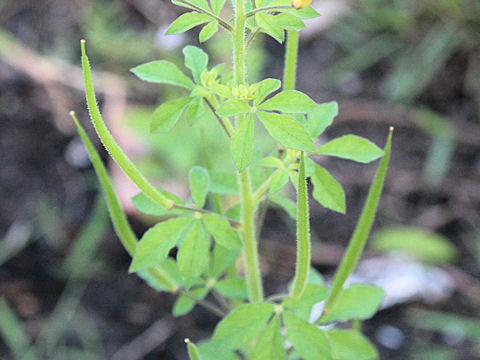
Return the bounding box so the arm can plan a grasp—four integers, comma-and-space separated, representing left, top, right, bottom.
131, 60, 194, 89
189, 166, 210, 208
189, 0, 211, 11
325, 330, 378, 360
215, 278, 248, 300
202, 213, 242, 249
186, 96, 206, 126
254, 78, 281, 106
279, 6, 321, 18
259, 90, 317, 113
317, 135, 384, 163
198, 342, 242, 360
131, 188, 184, 216
210, 0, 227, 14
209, 171, 239, 195
270, 169, 289, 193
308, 102, 338, 138
270, 195, 297, 219
211, 303, 275, 349
166, 12, 211, 35
320, 285, 384, 324
183, 46, 209, 83
199, 21, 219, 42
322, 129, 393, 313
151, 97, 192, 133
257, 111, 315, 152
283, 284, 328, 309
207, 244, 241, 278
311, 164, 346, 214
283, 311, 332, 360
251, 316, 286, 360
371, 226, 458, 264
255, 13, 285, 43
260, 156, 284, 168
173, 286, 209, 316
129, 217, 194, 272
177, 220, 211, 288
231, 114, 255, 171
276, 13, 306, 31
217, 99, 251, 117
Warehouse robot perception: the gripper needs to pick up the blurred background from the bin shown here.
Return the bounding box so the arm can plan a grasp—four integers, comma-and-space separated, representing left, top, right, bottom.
0, 0, 479, 359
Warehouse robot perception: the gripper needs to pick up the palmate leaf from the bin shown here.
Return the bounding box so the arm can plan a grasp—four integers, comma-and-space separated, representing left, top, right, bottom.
276, 13, 306, 31
325, 330, 378, 360
308, 101, 338, 138
317, 135, 384, 163
214, 278, 248, 300
255, 13, 285, 43
319, 285, 385, 324
210, 302, 274, 349
151, 97, 192, 133
283, 311, 332, 360
189, 166, 210, 208
207, 244, 241, 279
251, 315, 286, 360
199, 21, 219, 42
131, 60, 194, 89
129, 217, 194, 272
173, 286, 209, 316
166, 12, 212, 35
258, 90, 318, 113
217, 99, 251, 117
183, 45, 209, 83
254, 78, 282, 106
311, 163, 346, 214
202, 213, 242, 249
177, 220, 210, 288
257, 111, 315, 152
231, 113, 255, 171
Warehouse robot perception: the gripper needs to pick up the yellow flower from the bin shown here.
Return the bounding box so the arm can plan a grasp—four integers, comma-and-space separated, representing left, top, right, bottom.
292, 0, 312, 9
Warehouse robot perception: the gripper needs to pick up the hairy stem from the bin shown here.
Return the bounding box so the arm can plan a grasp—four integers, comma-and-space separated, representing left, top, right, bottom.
80, 40, 174, 210
233, 0, 263, 302
321, 128, 393, 319
283, 30, 299, 91
290, 152, 310, 299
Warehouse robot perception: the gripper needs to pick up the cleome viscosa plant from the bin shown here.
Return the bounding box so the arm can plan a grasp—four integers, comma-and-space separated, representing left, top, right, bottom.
72, 0, 393, 358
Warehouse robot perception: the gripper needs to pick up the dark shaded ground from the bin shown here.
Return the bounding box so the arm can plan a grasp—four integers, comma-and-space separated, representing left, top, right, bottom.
1, 1, 479, 359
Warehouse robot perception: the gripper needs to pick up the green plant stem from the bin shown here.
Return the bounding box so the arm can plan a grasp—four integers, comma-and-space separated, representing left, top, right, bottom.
320, 128, 393, 319
80, 40, 174, 210
290, 152, 310, 299
204, 98, 234, 137
180, 290, 226, 317
71, 111, 178, 293
245, 5, 291, 17
283, 30, 299, 91
239, 171, 264, 302
176, 0, 233, 32
233, 0, 264, 302
173, 204, 241, 227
